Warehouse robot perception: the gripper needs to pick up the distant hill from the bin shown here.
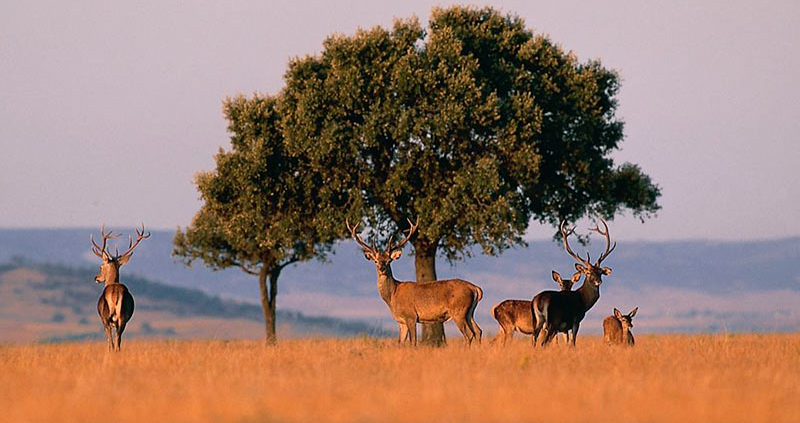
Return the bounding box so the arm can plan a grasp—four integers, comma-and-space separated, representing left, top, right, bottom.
0, 261, 388, 343
1, 228, 799, 334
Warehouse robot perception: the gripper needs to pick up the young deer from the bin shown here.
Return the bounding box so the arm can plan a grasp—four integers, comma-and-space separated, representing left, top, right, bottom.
348, 219, 483, 346
532, 219, 616, 346
603, 307, 638, 346
491, 270, 580, 346
91, 223, 150, 351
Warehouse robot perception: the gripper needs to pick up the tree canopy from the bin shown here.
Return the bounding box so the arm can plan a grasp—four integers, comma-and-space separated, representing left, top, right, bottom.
281, 6, 660, 266
173, 94, 343, 343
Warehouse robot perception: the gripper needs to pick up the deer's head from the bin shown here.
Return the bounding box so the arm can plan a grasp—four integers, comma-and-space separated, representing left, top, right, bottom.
614, 307, 638, 331
347, 218, 418, 277
90, 223, 150, 284
551, 270, 581, 291
560, 219, 616, 287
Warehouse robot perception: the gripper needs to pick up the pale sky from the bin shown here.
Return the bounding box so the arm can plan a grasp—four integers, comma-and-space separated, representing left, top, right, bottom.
1, 0, 798, 241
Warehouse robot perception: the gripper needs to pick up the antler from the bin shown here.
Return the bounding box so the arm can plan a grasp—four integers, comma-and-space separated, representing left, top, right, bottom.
588, 218, 616, 265
560, 220, 590, 266
118, 223, 151, 259
90, 224, 120, 258
388, 217, 419, 252
346, 219, 378, 254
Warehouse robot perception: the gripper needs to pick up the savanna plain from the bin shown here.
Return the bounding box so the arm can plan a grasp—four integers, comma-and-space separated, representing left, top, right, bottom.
3, 334, 799, 423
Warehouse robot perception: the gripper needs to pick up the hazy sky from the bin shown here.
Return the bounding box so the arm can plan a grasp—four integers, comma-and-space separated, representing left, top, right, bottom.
1, 0, 798, 240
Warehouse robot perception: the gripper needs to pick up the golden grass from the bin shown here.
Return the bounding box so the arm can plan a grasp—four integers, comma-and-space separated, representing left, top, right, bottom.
2, 334, 799, 423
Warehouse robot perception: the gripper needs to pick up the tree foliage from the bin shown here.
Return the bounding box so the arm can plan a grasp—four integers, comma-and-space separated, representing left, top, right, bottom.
173, 94, 343, 342
281, 6, 660, 264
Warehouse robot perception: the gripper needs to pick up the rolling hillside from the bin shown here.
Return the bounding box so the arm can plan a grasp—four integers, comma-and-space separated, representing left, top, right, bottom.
0, 262, 387, 342
1, 228, 799, 334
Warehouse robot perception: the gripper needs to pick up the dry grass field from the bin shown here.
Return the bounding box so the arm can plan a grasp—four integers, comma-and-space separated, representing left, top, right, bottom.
2, 334, 799, 423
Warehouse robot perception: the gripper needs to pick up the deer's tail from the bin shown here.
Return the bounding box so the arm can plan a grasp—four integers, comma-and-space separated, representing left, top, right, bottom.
472, 285, 483, 303
490, 302, 500, 320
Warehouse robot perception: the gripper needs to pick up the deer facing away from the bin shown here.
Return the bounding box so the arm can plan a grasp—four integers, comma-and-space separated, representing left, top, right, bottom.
532, 219, 616, 346
348, 219, 483, 346
91, 223, 150, 351
603, 307, 638, 346
491, 270, 580, 346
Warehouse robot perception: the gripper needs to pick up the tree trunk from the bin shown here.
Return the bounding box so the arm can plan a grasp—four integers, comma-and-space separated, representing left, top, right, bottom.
414, 239, 446, 346
257, 264, 279, 345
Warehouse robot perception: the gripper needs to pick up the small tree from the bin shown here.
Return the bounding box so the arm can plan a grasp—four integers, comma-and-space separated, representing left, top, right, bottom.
173, 94, 342, 343
281, 6, 660, 345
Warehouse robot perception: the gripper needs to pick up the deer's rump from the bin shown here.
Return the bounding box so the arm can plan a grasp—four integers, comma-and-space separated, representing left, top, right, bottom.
603, 316, 623, 343
97, 283, 134, 324
493, 300, 534, 334
394, 278, 481, 323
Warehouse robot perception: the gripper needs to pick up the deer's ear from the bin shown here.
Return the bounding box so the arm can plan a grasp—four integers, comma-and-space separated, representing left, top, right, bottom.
118, 254, 131, 266
362, 250, 374, 261
551, 270, 562, 282
574, 263, 587, 273
570, 272, 582, 282
614, 308, 623, 320
390, 249, 402, 260
101, 251, 111, 263
629, 307, 638, 318
601, 267, 612, 275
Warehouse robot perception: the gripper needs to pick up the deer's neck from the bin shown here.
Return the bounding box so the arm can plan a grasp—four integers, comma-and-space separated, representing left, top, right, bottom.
105, 268, 120, 286
376, 268, 397, 306
577, 281, 600, 312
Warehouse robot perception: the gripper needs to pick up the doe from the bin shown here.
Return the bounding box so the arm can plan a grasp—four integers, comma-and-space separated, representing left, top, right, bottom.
603, 307, 638, 346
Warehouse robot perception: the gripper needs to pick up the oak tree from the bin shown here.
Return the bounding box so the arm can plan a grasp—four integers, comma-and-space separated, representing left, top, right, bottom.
173, 94, 342, 344
281, 6, 660, 345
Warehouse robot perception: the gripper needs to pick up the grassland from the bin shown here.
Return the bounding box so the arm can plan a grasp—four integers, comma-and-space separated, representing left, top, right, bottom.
2, 334, 799, 423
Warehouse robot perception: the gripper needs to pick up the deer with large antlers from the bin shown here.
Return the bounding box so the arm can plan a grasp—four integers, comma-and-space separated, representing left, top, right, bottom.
90, 223, 150, 351
491, 270, 580, 346
348, 218, 483, 346
531, 218, 617, 346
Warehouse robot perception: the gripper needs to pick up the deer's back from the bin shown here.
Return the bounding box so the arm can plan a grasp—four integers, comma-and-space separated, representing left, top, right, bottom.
493, 299, 534, 334
393, 279, 477, 321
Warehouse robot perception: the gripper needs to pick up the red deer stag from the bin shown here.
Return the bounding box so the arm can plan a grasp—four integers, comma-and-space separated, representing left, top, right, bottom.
90, 223, 150, 351
603, 307, 638, 346
347, 219, 483, 346
491, 270, 580, 346
532, 218, 616, 346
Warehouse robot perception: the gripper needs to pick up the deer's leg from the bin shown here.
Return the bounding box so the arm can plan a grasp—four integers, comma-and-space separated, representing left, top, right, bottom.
469, 317, 482, 345
398, 323, 409, 345
115, 320, 128, 351
570, 322, 580, 346
406, 319, 417, 346
496, 325, 508, 346
533, 320, 544, 347
454, 315, 474, 346
532, 310, 544, 347
539, 325, 553, 347
103, 323, 114, 352
466, 297, 481, 344
498, 326, 507, 346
